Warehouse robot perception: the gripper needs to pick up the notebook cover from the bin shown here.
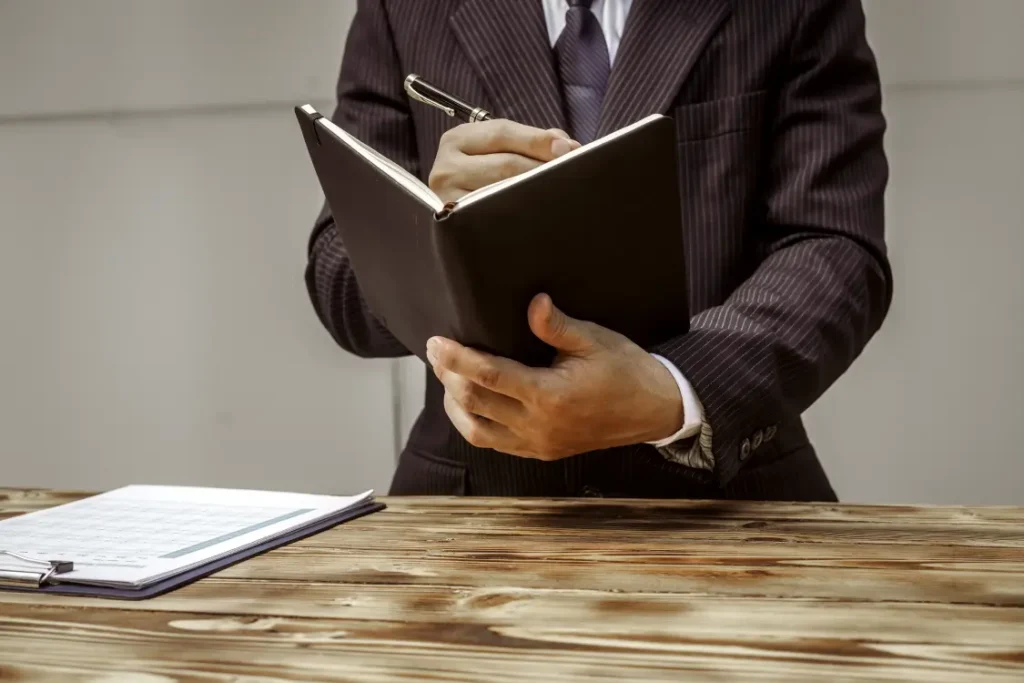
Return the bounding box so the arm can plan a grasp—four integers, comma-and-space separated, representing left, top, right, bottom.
297, 107, 458, 362
0, 501, 384, 600
435, 115, 689, 366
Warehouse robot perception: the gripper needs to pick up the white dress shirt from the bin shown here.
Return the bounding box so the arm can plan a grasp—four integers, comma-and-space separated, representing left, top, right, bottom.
542, 0, 703, 447
542, 0, 632, 65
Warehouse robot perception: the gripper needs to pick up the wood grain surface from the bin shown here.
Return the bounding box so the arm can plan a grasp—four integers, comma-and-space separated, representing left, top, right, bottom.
1, 489, 1022, 682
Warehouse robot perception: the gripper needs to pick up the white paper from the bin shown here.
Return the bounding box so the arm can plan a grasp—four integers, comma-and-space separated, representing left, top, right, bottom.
0, 485, 373, 587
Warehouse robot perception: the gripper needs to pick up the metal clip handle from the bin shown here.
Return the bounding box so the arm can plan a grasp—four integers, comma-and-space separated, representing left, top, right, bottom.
0, 550, 74, 588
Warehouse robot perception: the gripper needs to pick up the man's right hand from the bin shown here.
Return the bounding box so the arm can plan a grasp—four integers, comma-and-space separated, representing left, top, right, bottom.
428, 120, 581, 203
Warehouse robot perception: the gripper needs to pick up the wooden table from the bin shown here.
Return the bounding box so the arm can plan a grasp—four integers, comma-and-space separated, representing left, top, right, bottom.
1, 490, 1022, 682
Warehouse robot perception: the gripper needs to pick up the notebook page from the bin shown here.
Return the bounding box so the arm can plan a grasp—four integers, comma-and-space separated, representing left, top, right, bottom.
310, 109, 445, 213
0, 485, 373, 587
453, 113, 664, 211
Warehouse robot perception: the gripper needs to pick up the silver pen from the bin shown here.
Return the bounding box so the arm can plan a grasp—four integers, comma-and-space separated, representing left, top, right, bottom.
404, 74, 493, 123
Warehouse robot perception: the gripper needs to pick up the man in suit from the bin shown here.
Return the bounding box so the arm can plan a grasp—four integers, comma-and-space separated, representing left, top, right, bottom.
305, 0, 892, 500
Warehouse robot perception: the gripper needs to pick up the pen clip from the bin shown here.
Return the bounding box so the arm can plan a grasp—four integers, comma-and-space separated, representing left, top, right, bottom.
404, 74, 456, 118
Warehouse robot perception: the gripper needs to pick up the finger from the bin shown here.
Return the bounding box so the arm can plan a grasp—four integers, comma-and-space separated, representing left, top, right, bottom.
441, 152, 543, 192
544, 128, 582, 157
550, 137, 581, 157
435, 365, 525, 425
443, 390, 522, 452
437, 187, 468, 202
455, 119, 572, 161
528, 294, 595, 355
427, 337, 538, 400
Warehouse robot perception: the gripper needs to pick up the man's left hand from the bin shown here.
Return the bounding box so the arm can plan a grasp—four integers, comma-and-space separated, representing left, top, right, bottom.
426, 294, 685, 460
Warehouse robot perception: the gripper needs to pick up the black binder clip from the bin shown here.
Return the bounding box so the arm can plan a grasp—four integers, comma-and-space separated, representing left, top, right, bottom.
0, 550, 74, 588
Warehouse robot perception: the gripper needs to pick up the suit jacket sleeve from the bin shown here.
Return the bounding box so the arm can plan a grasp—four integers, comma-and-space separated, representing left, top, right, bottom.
304, 0, 415, 358
653, 0, 893, 487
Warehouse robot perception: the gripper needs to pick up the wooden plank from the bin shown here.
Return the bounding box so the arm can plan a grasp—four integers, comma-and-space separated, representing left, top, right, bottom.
4, 490, 1024, 526
0, 488, 91, 512
201, 554, 1024, 607
296, 518, 1024, 550
6, 493, 1024, 549
1, 582, 1023, 648
2, 490, 1023, 681
1, 603, 1021, 683
7, 502, 1022, 604
280, 533, 1024, 564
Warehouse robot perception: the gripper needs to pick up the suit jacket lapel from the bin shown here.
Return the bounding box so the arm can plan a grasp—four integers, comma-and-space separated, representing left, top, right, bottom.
597, 0, 735, 137
450, 0, 567, 130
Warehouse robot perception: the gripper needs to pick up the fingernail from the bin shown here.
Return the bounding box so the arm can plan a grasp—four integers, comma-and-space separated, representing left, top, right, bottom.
426, 338, 439, 365
551, 137, 572, 157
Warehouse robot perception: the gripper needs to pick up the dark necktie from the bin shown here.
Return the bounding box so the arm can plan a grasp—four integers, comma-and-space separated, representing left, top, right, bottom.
554, 0, 611, 144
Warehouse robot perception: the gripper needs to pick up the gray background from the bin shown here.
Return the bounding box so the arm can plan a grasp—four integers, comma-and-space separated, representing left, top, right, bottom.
2, 0, 1022, 503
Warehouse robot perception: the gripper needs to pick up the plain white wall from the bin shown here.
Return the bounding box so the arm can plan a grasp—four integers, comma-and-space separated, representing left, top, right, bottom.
805, 0, 1024, 504
2, 1, 1022, 503
0, 0, 397, 494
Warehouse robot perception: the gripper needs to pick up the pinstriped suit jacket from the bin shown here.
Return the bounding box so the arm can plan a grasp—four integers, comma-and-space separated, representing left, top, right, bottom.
305, 0, 892, 500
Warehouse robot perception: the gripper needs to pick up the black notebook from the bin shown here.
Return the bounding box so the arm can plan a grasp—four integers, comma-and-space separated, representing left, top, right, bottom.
297, 105, 689, 366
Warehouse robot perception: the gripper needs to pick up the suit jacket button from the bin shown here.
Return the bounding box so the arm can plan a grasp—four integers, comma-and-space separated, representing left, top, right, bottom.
764, 425, 777, 442
739, 438, 752, 461
752, 430, 764, 450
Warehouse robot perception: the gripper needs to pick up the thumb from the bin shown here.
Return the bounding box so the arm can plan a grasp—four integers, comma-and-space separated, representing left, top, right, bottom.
528, 294, 594, 355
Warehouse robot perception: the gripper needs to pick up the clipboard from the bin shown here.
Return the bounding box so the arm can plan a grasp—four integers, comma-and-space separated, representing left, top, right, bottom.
0, 488, 384, 600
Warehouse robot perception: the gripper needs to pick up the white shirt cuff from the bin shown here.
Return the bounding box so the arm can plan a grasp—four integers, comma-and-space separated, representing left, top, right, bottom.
646, 354, 704, 448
